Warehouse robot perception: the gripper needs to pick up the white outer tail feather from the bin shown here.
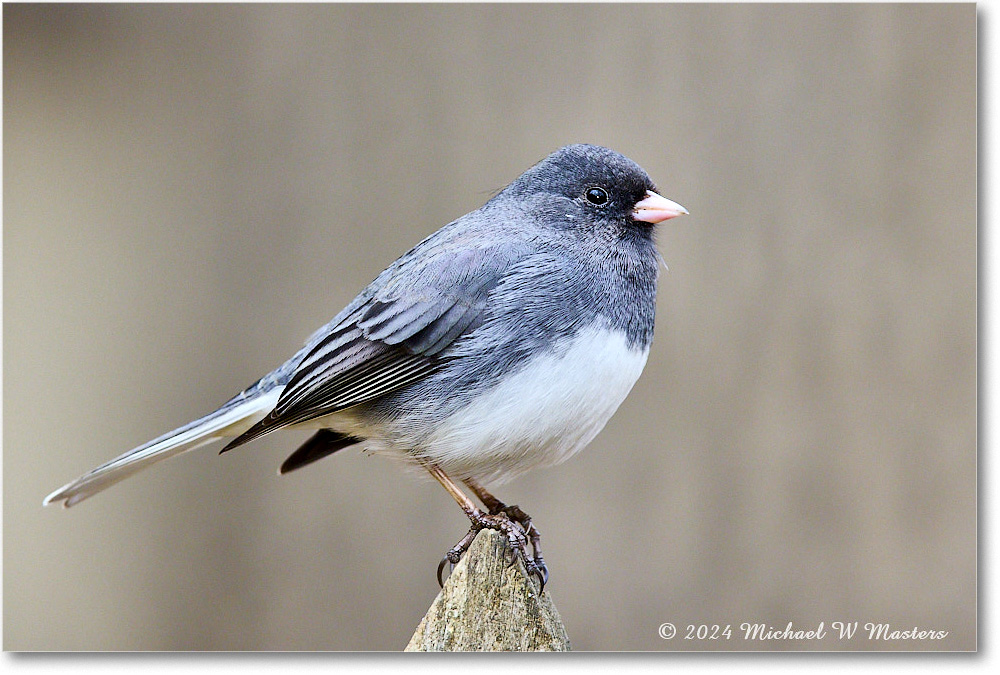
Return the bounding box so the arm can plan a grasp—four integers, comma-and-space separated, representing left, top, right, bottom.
43, 388, 282, 508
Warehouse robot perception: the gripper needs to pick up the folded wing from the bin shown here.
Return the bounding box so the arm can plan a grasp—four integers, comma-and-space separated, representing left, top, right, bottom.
221, 243, 528, 452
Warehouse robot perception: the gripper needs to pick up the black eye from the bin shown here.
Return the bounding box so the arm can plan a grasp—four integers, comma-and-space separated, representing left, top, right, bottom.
585, 187, 609, 205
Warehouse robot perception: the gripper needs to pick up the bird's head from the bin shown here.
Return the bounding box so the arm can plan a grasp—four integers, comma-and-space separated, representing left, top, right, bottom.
501, 144, 687, 238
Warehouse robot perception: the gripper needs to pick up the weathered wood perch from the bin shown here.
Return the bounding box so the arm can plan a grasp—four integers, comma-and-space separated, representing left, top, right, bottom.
405, 528, 571, 651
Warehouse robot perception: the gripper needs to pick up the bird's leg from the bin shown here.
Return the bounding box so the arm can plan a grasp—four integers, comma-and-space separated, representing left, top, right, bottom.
423, 463, 532, 587
464, 477, 548, 589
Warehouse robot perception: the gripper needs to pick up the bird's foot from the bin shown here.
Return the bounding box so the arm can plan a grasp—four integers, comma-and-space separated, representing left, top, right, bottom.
488, 503, 548, 589
436, 509, 546, 590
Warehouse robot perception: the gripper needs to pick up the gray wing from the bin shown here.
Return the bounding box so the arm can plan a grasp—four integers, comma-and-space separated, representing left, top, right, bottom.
221, 240, 530, 451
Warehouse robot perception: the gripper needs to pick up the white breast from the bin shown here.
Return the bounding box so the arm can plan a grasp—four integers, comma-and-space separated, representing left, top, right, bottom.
421, 326, 649, 484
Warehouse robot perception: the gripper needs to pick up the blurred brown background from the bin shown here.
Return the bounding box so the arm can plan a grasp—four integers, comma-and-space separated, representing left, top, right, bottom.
3, 3, 975, 651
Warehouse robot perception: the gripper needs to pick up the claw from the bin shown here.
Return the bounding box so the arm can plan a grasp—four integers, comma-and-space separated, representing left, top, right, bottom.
521, 548, 548, 592
528, 564, 546, 592
436, 526, 476, 586
437, 557, 454, 588
531, 555, 549, 589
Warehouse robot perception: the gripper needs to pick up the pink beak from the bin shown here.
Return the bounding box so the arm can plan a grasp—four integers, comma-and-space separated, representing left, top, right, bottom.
633, 190, 689, 224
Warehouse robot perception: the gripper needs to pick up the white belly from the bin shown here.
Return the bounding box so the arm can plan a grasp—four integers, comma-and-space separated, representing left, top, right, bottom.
421, 326, 649, 484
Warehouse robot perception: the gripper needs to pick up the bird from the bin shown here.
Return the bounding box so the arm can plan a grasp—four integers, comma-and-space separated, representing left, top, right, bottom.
43, 144, 687, 586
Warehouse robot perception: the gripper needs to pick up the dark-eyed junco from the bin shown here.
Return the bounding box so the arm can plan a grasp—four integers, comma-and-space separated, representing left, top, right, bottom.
44, 144, 687, 585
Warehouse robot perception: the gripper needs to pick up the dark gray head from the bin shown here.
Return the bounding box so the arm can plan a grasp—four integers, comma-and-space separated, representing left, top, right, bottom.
496, 144, 686, 240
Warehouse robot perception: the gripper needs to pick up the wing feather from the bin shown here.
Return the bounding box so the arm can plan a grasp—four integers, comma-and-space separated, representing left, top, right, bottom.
221, 241, 532, 453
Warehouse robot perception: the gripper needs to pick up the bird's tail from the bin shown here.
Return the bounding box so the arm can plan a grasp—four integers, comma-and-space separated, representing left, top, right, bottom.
43, 388, 282, 508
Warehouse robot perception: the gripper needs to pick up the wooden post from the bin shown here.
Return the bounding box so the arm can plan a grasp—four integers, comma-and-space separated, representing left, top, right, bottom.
405, 528, 571, 651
